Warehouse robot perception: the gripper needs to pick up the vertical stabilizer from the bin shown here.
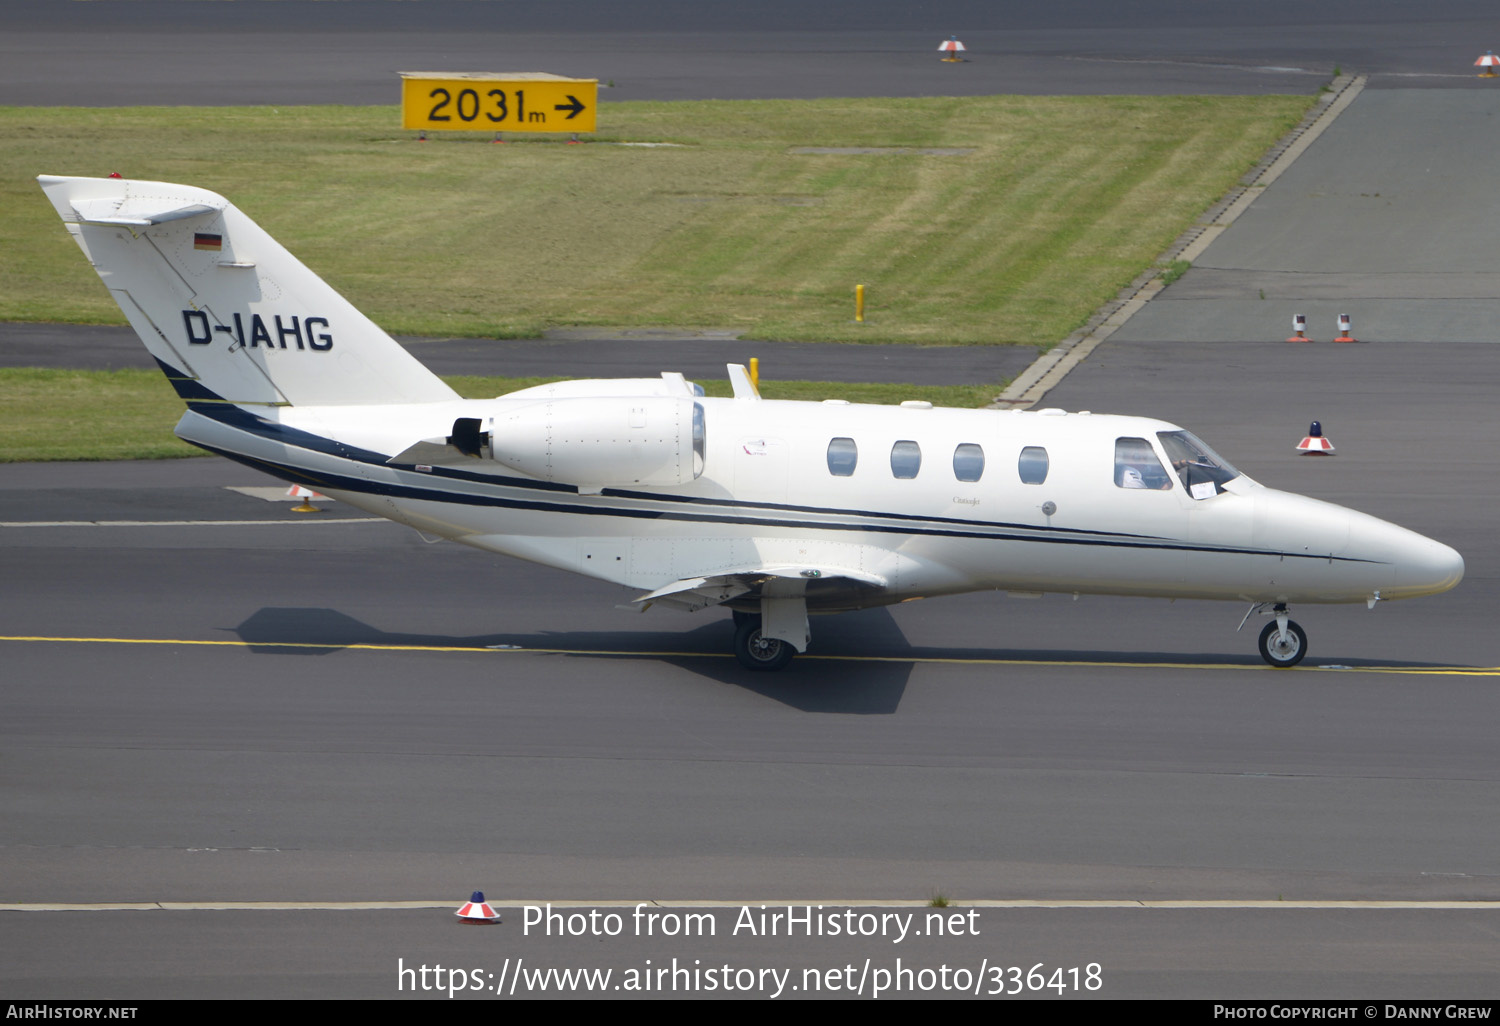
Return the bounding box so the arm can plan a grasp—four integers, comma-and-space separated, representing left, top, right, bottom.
38, 175, 458, 407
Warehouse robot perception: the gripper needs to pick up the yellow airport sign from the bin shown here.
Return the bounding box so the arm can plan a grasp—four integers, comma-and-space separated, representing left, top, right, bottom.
400, 72, 597, 134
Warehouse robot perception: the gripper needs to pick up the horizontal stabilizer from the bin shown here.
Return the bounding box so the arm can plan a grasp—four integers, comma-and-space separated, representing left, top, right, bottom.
70, 197, 222, 227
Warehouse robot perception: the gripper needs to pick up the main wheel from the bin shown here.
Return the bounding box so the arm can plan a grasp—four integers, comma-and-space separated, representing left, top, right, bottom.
733, 620, 795, 671
1258, 619, 1307, 668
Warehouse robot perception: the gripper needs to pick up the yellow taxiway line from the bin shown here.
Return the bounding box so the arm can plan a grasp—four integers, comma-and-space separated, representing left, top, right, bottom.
1, 634, 1495, 676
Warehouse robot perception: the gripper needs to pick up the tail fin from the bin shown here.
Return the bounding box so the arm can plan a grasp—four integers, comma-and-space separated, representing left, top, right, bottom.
38, 175, 458, 408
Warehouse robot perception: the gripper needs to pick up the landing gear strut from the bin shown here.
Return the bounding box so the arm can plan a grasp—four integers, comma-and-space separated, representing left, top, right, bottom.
1243, 602, 1307, 668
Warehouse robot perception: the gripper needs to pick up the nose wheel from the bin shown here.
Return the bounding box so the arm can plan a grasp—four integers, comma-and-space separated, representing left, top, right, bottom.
1257, 618, 1307, 668
1241, 602, 1308, 667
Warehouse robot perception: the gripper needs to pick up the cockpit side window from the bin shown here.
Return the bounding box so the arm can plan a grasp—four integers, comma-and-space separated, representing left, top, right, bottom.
1114, 437, 1173, 490
1157, 430, 1239, 498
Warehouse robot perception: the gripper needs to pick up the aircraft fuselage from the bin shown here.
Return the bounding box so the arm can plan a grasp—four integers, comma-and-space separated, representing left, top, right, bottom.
175, 392, 1463, 616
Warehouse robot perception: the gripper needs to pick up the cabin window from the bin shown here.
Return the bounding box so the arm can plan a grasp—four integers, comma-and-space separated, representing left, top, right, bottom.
890, 440, 922, 479
1017, 446, 1048, 485
1115, 437, 1173, 490
827, 437, 858, 477
952, 443, 984, 482
1157, 430, 1239, 499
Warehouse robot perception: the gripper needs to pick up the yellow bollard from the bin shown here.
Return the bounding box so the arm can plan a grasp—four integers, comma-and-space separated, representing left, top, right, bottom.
855, 283, 865, 323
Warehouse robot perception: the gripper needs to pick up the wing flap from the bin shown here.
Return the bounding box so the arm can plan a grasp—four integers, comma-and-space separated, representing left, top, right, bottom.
632, 576, 754, 613
630, 564, 888, 612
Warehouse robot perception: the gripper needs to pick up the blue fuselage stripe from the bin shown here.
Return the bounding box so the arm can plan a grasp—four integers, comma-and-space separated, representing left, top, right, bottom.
185, 409, 1384, 566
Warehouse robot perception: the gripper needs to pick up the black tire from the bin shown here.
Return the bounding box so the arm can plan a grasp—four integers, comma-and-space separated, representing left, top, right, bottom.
1258, 619, 1307, 668
733, 620, 795, 671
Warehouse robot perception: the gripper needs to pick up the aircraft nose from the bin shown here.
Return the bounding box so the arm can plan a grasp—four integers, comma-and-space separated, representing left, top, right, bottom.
1392, 533, 1465, 598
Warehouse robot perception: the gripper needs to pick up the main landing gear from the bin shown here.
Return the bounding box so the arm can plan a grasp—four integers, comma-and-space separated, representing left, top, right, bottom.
733, 617, 796, 671
730, 584, 809, 671
1242, 602, 1307, 668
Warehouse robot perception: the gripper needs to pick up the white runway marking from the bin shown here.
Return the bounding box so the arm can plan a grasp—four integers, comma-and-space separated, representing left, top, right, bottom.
5, 899, 1500, 912
0, 518, 384, 527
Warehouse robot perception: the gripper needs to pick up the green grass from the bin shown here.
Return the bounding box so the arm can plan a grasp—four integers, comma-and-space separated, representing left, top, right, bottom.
3, 95, 1313, 461
1160, 258, 1192, 286
0, 368, 1008, 463
5, 96, 1311, 345
0, 368, 199, 461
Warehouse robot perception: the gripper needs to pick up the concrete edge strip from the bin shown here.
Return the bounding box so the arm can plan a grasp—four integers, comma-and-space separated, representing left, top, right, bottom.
992, 74, 1368, 409
4, 898, 1498, 912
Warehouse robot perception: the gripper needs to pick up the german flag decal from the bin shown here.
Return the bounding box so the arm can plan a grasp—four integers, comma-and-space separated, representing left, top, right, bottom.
193, 232, 222, 251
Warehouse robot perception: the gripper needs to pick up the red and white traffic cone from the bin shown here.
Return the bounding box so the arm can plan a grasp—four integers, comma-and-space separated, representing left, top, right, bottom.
456, 891, 502, 924
286, 484, 324, 513
938, 36, 967, 62
1296, 421, 1336, 455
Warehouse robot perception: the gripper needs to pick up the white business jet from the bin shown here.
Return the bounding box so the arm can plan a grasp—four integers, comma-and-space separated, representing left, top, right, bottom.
39, 175, 1464, 670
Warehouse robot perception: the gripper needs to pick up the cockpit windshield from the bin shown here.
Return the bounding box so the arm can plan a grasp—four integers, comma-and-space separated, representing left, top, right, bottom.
1156, 430, 1240, 499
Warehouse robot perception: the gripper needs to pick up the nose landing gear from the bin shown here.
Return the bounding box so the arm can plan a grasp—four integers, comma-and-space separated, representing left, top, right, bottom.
1242, 602, 1307, 668
1257, 617, 1307, 668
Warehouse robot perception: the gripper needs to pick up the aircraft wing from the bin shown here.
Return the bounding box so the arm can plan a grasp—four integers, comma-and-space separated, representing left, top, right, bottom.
630, 565, 888, 612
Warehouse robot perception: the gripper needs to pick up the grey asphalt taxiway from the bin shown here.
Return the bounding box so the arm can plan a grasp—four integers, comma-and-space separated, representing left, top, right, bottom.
6, 0, 1500, 1001
0, 321, 1038, 388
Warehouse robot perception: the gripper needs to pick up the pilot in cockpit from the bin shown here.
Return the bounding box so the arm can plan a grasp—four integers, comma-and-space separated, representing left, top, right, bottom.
1115, 437, 1173, 490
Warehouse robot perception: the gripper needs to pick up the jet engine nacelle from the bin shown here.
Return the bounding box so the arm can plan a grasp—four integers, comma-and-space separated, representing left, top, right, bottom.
488, 396, 706, 489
